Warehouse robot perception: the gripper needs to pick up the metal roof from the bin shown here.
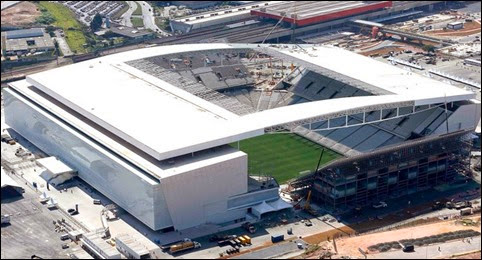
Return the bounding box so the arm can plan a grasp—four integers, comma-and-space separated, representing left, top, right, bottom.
36, 157, 75, 175
20, 43, 475, 162
5, 28, 44, 39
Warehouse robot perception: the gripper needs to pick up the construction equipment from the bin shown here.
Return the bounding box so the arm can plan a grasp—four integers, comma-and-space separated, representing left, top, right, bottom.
242, 222, 256, 234
169, 240, 201, 254
271, 234, 284, 243
241, 235, 251, 245
1, 214, 11, 225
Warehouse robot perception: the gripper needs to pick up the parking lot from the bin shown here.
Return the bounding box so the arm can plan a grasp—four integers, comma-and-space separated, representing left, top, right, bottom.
1, 172, 82, 259
59, 1, 126, 25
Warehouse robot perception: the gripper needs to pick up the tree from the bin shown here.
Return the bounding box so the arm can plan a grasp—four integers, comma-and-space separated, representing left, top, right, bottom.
54, 40, 60, 56
46, 25, 56, 37
90, 13, 103, 32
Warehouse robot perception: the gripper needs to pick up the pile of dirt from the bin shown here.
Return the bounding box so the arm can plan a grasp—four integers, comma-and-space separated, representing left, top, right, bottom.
1, 2, 41, 26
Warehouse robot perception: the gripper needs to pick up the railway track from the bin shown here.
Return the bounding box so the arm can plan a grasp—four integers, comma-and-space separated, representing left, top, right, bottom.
150, 22, 279, 45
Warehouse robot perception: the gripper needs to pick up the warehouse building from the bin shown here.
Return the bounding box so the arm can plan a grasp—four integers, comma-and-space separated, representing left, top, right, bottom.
1, 28, 55, 56
3, 43, 479, 231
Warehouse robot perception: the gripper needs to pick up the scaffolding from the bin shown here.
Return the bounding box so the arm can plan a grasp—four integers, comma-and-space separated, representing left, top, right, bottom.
291, 130, 472, 211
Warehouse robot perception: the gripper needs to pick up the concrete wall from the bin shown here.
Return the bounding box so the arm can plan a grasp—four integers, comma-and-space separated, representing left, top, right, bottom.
3, 89, 174, 230
160, 150, 248, 230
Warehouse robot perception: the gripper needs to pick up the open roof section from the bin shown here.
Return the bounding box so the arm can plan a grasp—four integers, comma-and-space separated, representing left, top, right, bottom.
24, 43, 475, 161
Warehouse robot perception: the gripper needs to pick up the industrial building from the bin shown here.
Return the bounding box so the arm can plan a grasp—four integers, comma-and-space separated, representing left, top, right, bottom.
251, 1, 393, 27
1, 28, 55, 56
170, 1, 287, 33
447, 21, 464, 30
3, 43, 479, 232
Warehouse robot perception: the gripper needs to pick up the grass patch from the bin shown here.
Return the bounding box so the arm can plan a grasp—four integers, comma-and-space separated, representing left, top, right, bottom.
131, 17, 144, 28
111, 1, 129, 20
232, 133, 340, 184
38, 2, 87, 54
133, 2, 142, 16
155, 17, 171, 32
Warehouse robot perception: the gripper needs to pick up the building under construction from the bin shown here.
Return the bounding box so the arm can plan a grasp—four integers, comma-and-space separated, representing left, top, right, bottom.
309, 130, 473, 211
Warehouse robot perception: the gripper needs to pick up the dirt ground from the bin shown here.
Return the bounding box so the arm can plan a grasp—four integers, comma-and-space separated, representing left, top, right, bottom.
302, 226, 355, 245
359, 46, 404, 56
447, 251, 481, 259
1, 1, 41, 26
425, 20, 481, 37
335, 216, 481, 257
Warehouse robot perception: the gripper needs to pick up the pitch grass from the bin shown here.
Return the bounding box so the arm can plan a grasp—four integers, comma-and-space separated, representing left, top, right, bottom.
39, 2, 87, 53
232, 133, 341, 184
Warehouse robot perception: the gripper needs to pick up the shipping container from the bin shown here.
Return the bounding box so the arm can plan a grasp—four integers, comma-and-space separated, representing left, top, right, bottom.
271, 235, 284, 243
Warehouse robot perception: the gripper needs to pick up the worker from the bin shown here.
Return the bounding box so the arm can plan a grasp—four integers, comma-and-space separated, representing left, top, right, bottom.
438, 246, 441, 252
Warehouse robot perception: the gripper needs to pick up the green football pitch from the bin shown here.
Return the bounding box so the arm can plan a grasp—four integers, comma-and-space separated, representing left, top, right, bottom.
232, 133, 341, 184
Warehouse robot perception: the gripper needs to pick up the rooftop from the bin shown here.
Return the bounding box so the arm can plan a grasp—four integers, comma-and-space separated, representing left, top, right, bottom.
251, 1, 392, 26
173, 1, 287, 25
19, 43, 475, 162
36, 157, 75, 175
4, 28, 44, 39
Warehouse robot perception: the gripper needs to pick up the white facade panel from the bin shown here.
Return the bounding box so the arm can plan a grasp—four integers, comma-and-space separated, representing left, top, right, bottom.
432, 101, 481, 135
161, 149, 248, 230
3, 89, 174, 230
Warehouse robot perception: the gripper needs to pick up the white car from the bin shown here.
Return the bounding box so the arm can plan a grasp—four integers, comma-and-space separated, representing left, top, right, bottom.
372, 201, 388, 209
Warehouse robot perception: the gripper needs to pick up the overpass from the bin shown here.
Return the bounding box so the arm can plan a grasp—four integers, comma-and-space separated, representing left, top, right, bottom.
351, 20, 456, 46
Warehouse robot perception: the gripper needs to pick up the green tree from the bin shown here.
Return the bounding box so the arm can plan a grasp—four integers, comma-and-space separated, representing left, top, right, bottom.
90, 13, 103, 32
54, 40, 60, 56
46, 25, 56, 36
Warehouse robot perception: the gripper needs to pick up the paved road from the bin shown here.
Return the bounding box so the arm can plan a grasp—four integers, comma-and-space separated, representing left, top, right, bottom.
121, 1, 137, 27
53, 31, 73, 57
138, 1, 170, 36
369, 236, 481, 259
232, 239, 306, 259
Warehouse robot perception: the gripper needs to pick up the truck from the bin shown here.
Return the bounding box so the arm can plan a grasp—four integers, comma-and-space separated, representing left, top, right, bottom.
460, 208, 473, 216
242, 222, 256, 234
271, 234, 284, 243
1, 214, 10, 225
169, 240, 201, 254
241, 235, 251, 245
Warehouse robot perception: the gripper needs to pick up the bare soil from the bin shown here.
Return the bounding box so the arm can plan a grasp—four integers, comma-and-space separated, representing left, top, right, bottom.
1, 2, 41, 26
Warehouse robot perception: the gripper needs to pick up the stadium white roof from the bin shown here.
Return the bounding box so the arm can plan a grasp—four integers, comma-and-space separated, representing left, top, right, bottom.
23, 43, 475, 161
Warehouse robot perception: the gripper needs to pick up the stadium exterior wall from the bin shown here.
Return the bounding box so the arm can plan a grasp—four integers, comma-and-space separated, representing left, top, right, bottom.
3, 88, 253, 231
3, 89, 174, 230
160, 150, 248, 230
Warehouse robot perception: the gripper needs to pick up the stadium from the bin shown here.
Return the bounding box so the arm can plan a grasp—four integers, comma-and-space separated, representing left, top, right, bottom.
3, 43, 479, 232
